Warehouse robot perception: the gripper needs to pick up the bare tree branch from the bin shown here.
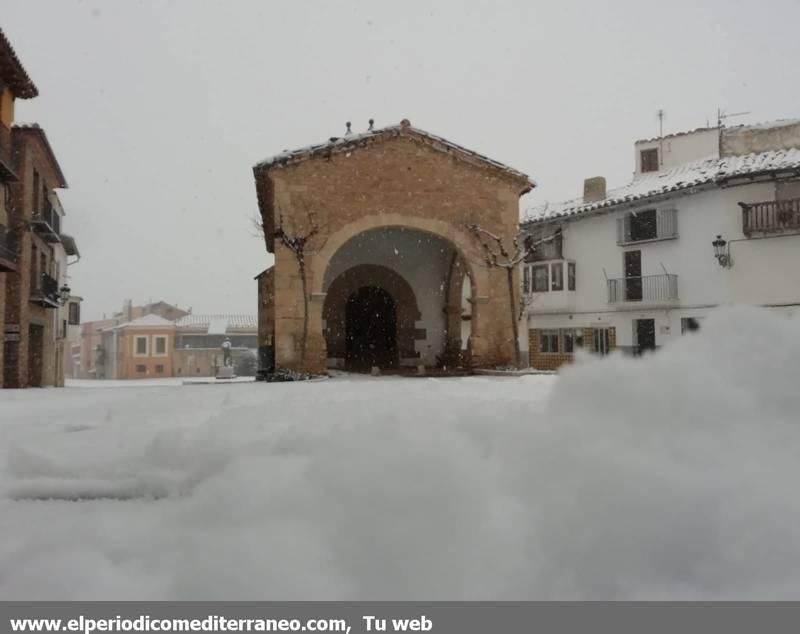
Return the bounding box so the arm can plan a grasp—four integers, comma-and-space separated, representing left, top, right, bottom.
273, 207, 320, 365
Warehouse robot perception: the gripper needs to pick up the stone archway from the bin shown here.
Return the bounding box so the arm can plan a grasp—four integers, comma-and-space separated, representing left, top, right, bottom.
310, 214, 484, 310
323, 264, 421, 370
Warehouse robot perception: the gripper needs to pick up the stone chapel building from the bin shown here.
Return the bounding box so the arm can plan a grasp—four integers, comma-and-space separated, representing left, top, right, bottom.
253, 119, 535, 374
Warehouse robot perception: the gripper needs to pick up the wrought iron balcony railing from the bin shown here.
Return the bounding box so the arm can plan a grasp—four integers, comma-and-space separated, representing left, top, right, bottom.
30, 272, 60, 308
608, 274, 678, 304
30, 201, 61, 243
617, 208, 678, 245
740, 198, 800, 237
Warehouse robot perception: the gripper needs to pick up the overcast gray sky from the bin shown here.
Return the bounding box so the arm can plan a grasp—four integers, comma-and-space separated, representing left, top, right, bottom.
5, 0, 800, 321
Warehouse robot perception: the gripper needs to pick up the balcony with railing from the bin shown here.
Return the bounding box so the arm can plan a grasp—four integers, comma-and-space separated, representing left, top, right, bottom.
0, 225, 16, 272
30, 199, 62, 243
608, 274, 679, 304
740, 198, 800, 237
30, 272, 60, 308
617, 208, 678, 245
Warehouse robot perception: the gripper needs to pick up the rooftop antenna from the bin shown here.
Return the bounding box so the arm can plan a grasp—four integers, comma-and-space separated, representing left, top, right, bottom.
657, 109, 665, 167
717, 107, 751, 128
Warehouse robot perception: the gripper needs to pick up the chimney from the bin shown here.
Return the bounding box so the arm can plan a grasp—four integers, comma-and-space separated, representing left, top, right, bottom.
583, 176, 606, 203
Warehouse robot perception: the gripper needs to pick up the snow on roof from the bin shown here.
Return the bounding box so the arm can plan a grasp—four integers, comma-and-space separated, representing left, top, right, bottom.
207, 318, 228, 335
636, 126, 720, 145
730, 118, 800, 132
254, 120, 535, 188
523, 148, 800, 224
110, 314, 175, 330
174, 314, 257, 332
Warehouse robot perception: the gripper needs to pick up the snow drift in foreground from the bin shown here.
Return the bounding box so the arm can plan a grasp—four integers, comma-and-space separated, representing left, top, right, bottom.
1, 306, 799, 599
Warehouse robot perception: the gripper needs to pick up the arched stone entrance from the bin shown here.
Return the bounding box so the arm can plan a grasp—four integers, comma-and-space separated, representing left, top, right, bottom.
253, 123, 534, 374
323, 263, 421, 371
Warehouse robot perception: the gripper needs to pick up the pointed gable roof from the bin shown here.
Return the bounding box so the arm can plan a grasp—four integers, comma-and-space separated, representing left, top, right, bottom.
254, 119, 535, 191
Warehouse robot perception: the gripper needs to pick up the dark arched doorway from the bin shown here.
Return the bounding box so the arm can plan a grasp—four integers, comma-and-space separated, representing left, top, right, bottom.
345, 286, 398, 371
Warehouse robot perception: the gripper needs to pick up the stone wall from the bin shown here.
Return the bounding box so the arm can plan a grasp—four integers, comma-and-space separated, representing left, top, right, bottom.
257, 267, 274, 348
722, 121, 800, 157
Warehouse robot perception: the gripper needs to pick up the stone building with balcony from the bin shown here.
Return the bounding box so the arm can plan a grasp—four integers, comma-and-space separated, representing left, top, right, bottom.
0, 28, 79, 388
521, 117, 800, 369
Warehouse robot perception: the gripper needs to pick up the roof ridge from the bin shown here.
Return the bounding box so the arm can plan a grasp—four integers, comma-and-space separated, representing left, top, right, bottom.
254, 120, 534, 188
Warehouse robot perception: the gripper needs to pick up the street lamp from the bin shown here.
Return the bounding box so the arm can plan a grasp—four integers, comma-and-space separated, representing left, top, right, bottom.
712, 235, 731, 268
58, 283, 71, 305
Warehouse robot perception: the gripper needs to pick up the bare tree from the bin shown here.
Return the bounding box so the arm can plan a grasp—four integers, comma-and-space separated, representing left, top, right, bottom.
466, 225, 555, 368
255, 209, 319, 365
276, 210, 319, 364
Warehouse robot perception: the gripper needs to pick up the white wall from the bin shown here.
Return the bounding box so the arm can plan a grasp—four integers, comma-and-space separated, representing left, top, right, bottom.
323, 227, 455, 365
526, 179, 800, 350
635, 128, 719, 174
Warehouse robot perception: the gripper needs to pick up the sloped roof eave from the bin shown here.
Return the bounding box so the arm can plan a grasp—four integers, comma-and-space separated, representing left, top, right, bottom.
11, 124, 68, 187
524, 147, 800, 225
0, 28, 39, 99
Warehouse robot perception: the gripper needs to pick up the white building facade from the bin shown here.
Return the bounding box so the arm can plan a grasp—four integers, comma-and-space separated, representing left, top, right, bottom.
49, 192, 82, 382
521, 119, 800, 369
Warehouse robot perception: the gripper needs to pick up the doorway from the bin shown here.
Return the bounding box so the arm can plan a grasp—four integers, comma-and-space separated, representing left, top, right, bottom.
624, 250, 642, 301
634, 318, 656, 353
345, 286, 398, 371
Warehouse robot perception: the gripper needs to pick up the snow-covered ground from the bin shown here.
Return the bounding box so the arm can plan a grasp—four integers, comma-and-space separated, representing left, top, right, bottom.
1, 306, 799, 599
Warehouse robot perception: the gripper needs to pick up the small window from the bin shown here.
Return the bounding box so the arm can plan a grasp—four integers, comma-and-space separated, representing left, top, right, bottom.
68, 302, 80, 325
523, 266, 530, 294
155, 364, 164, 374
532, 265, 549, 292
681, 317, 701, 334
135, 364, 146, 373
551, 262, 564, 291
177, 368, 182, 375
154, 336, 167, 356
196, 368, 201, 374
568, 262, 576, 291
134, 336, 148, 356
539, 330, 560, 353
640, 148, 659, 173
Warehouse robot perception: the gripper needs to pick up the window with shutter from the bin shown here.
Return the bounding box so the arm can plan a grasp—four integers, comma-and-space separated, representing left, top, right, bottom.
640, 148, 659, 173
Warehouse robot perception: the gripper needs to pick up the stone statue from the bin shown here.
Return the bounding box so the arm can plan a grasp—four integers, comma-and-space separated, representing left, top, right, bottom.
221, 337, 232, 367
